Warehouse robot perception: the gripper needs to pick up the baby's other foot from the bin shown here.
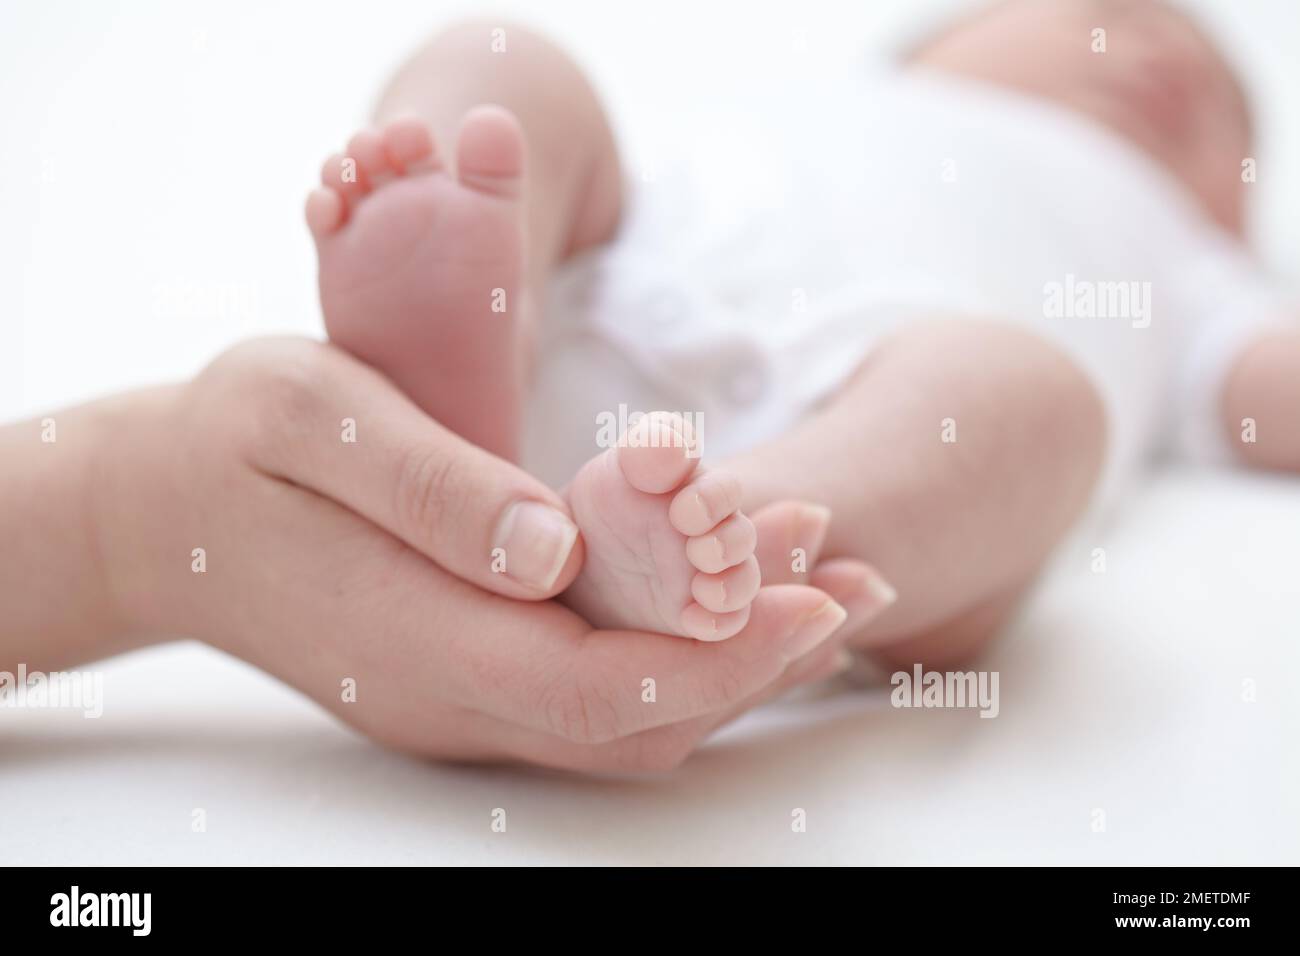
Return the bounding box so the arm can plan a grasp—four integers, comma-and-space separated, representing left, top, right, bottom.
562, 413, 761, 640
306, 107, 526, 461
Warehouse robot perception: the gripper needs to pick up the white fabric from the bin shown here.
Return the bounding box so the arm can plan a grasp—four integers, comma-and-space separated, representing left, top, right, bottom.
5, 468, 1298, 865
536, 66, 1293, 506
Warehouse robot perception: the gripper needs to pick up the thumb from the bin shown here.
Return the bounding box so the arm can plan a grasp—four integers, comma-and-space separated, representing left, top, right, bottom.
238, 339, 584, 599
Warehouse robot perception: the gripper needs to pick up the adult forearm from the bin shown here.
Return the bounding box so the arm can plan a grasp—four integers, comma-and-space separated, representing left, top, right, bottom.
0, 391, 161, 670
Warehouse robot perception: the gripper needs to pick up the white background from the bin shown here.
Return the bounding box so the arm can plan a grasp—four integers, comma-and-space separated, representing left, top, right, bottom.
2, 0, 1298, 864
2, 0, 1298, 421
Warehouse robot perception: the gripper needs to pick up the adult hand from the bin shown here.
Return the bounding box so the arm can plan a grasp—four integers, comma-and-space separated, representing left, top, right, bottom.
87, 337, 885, 771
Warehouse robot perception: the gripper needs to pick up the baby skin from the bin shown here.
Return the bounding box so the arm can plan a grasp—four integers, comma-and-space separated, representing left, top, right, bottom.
307, 113, 764, 640
304, 20, 1130, 665
309, 0, 1300, 663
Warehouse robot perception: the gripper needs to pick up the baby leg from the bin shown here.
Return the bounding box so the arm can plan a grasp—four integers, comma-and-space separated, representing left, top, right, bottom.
373, 19, 623, 288
1220, 327, 1300, 472
308, 21, 622, 462
309, 24, 777, 638
722, 318, 1108, 667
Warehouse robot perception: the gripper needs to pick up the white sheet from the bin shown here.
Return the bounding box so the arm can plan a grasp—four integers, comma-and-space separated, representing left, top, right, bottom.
2, 468, 1296, 865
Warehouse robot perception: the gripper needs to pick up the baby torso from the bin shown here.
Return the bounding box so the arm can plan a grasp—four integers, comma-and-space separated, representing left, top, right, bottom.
532, 65, 1271, 489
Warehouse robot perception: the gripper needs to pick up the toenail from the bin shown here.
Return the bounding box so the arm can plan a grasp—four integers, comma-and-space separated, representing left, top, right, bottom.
691, 494, 722, 530
682, 606, 721, 641
690, 474, 739, 525
492, 501, 578, 592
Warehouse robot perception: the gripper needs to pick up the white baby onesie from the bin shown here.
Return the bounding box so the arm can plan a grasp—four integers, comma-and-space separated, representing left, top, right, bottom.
526, 63, 1289, 509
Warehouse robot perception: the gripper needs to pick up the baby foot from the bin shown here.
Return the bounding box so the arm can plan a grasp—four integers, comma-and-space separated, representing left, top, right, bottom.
306, 107, 526, 461
562, 413, 761, 641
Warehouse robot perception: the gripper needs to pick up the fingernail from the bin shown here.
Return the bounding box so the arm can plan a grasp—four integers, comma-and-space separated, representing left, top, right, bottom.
799, 503, 831, 532
864, 570, 899, 609
783, 600, 848, 661
830, 568, 898, 636
795, 504, 831, 572
493, 501, 579, 592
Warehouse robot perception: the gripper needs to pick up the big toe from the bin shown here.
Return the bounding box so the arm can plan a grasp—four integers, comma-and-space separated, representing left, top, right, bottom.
455, 104, 525, 197
616, 412, 700, 495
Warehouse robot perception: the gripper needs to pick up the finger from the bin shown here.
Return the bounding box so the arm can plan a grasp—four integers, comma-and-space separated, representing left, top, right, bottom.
749, 500, 832, 585
370, 613, 860, 778
505, 634, 861, 776
424, 706, 701, 775
224, 471, 838, 776
647, 558, 900, 753
809, 558, 898, 637
406, 566, 892, 776
498, 585, 847, 745
440, 644, 840, 774
749, 501, 898, 633
233, 339, 584, 599
250, 474, 843, 752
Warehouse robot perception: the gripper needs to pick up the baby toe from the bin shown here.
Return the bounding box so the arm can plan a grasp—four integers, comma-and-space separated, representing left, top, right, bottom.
382, 116, 439, 173
680, 602, 752, 642
669, 471, 742, 536
455, 104, 525, 196
690, 556, 761, 614
616, 412, 699, 495
685, 512, 756, 573
320, 152, 368, 207
346, 128, 394, 186
304, 187, 344, 237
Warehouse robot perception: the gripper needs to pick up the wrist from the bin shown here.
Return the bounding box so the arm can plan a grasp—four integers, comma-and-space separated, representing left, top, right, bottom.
0, 389, 174, 671
87, 385, 184, 647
